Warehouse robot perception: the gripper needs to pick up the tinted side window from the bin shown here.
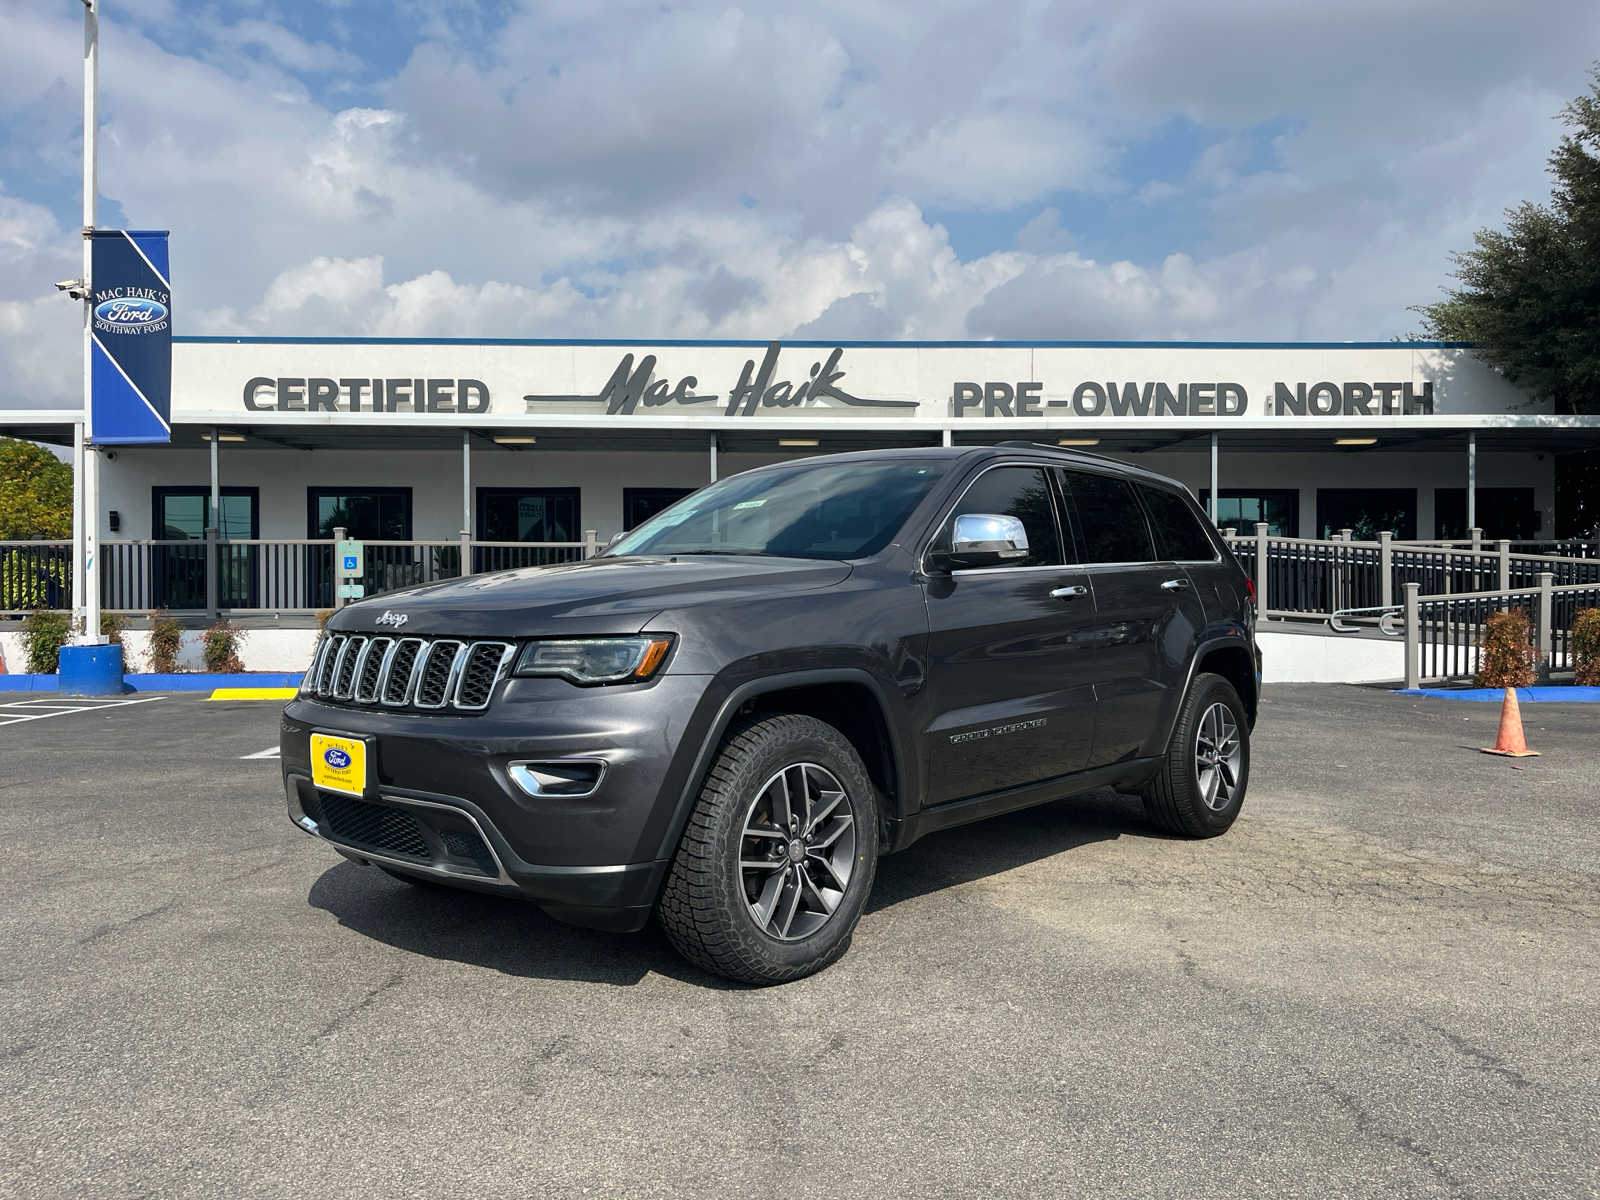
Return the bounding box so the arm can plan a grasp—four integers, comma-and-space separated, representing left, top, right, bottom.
1139, 485, 1218, 561
944, 466, 1063, 567
1059, 470, 1155, 563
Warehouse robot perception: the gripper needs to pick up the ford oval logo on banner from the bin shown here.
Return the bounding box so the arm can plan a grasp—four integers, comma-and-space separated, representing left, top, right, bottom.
95, 297, 169, 328
89, 229, 172, 444
323, 748, 351, 769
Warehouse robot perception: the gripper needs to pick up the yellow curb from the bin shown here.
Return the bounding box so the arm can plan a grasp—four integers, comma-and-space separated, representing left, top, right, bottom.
207, 687, 299, 701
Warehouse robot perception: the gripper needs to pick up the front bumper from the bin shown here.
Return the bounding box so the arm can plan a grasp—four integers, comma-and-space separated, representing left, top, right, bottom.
280, 673, 713, 931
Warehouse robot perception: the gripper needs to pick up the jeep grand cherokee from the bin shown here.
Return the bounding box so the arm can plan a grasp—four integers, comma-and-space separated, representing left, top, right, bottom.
281, 444, 1260, 984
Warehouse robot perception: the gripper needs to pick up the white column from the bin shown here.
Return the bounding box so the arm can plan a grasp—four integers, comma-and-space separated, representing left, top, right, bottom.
70, 419, 84, 623
709, 433, 718, 482
209, 425, 220, 522
1466, 431, 1477, 534
461, 431, 472, 536
1209, 432, 1218, 523
80, 0, 101, 644
942, 429, 953, 447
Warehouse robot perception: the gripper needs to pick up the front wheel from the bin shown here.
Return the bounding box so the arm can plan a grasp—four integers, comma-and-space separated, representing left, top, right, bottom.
658, 713, 880, 985
1140, 672, 1250, 838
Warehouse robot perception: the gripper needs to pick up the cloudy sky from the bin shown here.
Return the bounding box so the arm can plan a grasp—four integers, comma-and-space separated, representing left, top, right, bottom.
2, 0, 1597, 408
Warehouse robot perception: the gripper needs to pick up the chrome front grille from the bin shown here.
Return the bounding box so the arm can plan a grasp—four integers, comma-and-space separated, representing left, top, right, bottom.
307, 634, 515, 712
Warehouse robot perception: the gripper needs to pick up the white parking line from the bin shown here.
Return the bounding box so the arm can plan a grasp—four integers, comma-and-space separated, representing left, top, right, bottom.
240, 745, 281, 760
0, 695, 165, 727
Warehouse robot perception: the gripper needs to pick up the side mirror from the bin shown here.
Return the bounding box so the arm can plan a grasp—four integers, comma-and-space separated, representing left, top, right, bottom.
930, 513, 1030, 571
606, 530, 626, 549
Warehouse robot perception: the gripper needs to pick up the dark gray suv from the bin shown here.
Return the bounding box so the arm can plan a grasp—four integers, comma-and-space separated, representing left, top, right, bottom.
281, 444, 1260, 984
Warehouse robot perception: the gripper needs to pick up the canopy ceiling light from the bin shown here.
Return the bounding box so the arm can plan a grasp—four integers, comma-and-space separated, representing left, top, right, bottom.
493, 435, 537, 445
779, 438, 819, 447
202, 431, 245, 442
1057, 437, 1100, 447
1334, 437, 1378, 446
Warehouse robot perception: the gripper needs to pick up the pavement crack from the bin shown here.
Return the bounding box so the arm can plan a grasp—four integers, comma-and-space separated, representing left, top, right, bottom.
1301, 1071, 1469, 1197
76, 897, 179, 947
312, 969, 405, 1042
1421, 1022, 1534, 1091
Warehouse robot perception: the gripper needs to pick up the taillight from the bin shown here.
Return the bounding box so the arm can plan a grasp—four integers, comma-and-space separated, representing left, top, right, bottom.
1244, 576, 1257, 609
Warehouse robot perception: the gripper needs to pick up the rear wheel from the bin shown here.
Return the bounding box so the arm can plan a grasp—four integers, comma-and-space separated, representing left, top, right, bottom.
1141, 671, 1250, 838
658, 713, 880, 985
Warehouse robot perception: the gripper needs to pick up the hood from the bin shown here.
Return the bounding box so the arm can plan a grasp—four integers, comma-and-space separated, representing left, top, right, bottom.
330, 554, 854, 638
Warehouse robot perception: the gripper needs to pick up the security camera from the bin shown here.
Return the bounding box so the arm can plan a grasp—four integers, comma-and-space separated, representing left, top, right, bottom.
104, 450, 117, 461
54, 279, 88, 300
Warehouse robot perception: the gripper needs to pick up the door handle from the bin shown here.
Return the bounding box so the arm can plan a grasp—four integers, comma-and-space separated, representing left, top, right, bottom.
1160, 578, 1191, 592
1050, 585, 1089, 599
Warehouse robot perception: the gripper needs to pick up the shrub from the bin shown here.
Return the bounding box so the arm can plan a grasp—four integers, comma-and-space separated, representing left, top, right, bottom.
147, 609, 182, 674
1572, 607, 1600, 686
1475, 608, 1538, 688
314, 609, 334, 630
201, 620, 246, 673
101, 611, 129, 648
19, 608, 72, 674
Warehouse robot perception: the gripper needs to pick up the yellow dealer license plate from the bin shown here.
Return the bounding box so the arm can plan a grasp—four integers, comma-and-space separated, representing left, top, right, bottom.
311, 733, 368, 796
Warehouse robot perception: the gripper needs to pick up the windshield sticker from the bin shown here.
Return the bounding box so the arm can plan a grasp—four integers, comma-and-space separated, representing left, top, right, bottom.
732, 500, 767, 510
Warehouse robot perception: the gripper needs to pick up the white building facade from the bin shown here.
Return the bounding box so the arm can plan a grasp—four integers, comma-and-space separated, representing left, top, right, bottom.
8, 337, 1597, 593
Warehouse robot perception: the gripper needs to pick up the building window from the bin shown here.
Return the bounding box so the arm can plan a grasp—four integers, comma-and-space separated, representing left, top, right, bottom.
1434, 488, 1538, 540
1199, 489, 1300, 538
307, 488, 413, 540
477, 487, 581, 543
1316, 488, 1416, 540
150, 486, 259, 610
624, 487, 695, 531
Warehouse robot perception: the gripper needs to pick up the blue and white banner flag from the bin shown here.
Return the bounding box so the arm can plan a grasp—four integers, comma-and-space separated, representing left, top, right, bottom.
90, 229, 171, 444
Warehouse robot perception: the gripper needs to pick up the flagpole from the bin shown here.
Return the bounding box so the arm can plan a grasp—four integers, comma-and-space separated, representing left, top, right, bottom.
81, 0, 101, 644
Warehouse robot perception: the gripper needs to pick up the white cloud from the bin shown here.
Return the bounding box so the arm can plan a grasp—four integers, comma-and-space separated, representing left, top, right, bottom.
3, 0, 1600, 416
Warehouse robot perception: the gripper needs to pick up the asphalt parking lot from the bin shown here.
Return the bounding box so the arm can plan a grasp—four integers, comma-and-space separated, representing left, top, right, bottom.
1, 686, 1597, 1198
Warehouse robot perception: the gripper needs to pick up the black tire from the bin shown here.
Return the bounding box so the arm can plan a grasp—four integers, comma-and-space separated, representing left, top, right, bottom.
658, 713, 881, 985
1141, 672, 1250, 838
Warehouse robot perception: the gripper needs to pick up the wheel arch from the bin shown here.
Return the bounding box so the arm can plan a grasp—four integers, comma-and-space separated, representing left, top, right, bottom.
1195, 640, 1259, 727
1148, 634, 1259, 759
650, 668, 910, 866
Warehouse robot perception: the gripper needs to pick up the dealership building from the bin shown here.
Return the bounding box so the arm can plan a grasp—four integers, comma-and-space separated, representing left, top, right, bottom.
5, 336, 1598, 616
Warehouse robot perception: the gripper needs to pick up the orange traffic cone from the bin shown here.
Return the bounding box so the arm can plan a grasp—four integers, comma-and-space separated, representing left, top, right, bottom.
1481, 687, 1539, 757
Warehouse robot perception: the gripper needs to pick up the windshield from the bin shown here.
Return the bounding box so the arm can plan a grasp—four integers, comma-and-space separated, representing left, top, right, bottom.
606, 459, 944, 560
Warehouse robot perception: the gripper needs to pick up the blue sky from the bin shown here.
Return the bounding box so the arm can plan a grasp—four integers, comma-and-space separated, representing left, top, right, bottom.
2, 0, 1598, 406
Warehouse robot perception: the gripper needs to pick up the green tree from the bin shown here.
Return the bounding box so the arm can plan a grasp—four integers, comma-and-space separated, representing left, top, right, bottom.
1416, 66, 1600, 536
0, 437, 73, 540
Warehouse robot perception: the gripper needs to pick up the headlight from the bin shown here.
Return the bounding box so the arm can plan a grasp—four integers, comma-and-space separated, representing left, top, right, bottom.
513, 636, 673, 685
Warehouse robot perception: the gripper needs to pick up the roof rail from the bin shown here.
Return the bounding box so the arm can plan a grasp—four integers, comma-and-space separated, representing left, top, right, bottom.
992, 440, 1131, 468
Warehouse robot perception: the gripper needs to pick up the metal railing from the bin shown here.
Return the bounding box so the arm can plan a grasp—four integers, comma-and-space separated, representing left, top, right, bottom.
2, 529, 599, 617
1396, 576, 1600, 687
0, 540, 73, 615
1222, 525, 1600, 621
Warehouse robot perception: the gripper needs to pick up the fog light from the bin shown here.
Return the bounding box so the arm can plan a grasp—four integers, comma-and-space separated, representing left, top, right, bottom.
508, 760, 606, 798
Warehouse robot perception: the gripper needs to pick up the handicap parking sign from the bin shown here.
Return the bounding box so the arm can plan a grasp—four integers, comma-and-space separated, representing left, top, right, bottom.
335, 539, 363, 577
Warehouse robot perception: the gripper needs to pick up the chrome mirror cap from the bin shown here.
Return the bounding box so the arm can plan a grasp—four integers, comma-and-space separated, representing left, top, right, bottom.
951, 513, 1030, 558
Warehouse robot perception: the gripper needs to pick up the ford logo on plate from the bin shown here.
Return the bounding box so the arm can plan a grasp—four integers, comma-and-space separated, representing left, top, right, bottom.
323, 748, 351, 769
94, 298, 168, 327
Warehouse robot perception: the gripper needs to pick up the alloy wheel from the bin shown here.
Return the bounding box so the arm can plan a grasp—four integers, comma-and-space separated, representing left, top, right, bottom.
1193, 701, 1243, 812
738, 762, 857, 941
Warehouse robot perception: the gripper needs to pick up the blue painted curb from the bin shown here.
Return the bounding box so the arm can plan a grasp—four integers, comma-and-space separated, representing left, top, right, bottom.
0, 675, 61, 692
1395, 686, 1600, 703
0, 672, 304, 693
